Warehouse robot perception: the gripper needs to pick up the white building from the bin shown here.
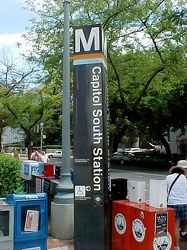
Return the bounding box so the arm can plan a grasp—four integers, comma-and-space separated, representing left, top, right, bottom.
2, 127, 24, 145
169, 128, 187, 154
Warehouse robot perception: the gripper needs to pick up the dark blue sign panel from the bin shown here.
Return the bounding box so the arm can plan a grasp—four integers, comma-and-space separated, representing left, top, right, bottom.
73, 24, 110, 250
43, 179, 50, 194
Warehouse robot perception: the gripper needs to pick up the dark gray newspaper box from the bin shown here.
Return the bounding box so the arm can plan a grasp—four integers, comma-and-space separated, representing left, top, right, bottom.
73, 24, 110, 250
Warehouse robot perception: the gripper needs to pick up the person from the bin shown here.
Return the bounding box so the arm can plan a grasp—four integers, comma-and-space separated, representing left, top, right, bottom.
11, 148, 20, 159
177, 159, 187, 240
40, 151, 49, 163
25, 148, 28, 156
30, 149, 42, 162
166, 164, 187, 250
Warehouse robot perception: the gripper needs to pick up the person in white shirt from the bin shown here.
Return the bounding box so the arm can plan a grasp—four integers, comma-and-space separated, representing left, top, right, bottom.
40, 151, 49, 163
166, 164, 187, 250
177, 159, 187, 241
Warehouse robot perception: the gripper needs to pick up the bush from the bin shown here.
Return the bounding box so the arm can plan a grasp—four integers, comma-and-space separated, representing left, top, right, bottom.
0, 153, 23, 198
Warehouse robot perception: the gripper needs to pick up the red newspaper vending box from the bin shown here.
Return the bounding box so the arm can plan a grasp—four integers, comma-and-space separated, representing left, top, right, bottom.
112, 200, 132, 250
130, 202, 175, 250
43, 164, 54, 177
112, 200, 175, 250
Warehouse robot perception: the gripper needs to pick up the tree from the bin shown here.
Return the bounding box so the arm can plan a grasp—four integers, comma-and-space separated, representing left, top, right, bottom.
39, 90, 63, 146
24, 0, 187, 154
4, 90, 45, 158
0, 47, 39, 150
178, 138, 187, 155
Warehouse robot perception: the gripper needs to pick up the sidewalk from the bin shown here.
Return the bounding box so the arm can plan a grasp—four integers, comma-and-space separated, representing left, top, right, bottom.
47, 238, 187, 250
47, 221, 74, 250
47, 238, 74, 250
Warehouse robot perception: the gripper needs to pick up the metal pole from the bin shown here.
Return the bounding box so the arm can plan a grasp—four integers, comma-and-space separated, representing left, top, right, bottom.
40, 122, 44, 152
54, 0, 73, 204
62, 0, 70, 175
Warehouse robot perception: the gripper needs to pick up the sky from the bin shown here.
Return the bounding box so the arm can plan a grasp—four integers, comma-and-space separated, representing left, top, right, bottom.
0, 0, 37, 52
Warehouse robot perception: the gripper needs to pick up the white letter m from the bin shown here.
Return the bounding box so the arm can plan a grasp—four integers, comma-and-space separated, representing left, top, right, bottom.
75, 27, 100, 53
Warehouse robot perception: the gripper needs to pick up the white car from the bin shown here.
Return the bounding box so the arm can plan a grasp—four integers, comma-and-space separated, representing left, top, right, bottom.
46, 151, 62, 158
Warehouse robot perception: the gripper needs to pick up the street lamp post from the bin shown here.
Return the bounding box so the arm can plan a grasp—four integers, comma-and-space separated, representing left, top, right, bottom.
40, 122, 44, 152
54, 0, 73, 203
51, 0, 74, 240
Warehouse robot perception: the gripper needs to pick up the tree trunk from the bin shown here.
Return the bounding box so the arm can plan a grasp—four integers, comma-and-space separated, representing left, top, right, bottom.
111, 135, 119, 153
25, 132, 32, 160
160, 135, 171, 157
110, 125, 128, 153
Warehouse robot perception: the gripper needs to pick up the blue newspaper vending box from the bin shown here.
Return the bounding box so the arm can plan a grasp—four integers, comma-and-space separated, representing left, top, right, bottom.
6, 193, 48, 250
21, 160, 40, 193
22, 161, 40, 180
0, 199, 14, 250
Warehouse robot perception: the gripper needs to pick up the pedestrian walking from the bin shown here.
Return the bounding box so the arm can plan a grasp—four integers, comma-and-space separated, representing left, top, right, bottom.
177, 159, 187, 240
166, 164, 187, 250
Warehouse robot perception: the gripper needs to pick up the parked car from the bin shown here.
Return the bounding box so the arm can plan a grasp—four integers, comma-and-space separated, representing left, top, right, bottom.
135, 154, 174, 168
111, 152, 135, 165
46, 151, 62, 158
124, 148, 142, 153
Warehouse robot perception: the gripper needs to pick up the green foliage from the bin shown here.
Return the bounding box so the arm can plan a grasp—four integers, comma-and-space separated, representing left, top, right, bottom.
41, 92, 63, 145
20, 0, 187, 153
0, 153, 23, 198
178, 139, 187, 156
5, 91, 44, 128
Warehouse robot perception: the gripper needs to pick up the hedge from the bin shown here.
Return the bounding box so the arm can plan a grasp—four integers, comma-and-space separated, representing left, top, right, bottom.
0, 153, 23, 198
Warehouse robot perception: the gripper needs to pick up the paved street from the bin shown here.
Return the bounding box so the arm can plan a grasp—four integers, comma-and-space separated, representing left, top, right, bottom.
110, 164, 169, 200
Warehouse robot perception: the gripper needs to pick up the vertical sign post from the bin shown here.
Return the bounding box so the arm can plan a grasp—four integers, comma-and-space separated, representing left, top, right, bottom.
73, 24, 110, 250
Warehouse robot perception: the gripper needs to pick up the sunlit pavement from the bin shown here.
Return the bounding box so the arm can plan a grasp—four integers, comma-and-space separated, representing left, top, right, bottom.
47, 239, 74, 249
46, 238, 187, 250
47, 241, 186, 250
180, 240, 187, 249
